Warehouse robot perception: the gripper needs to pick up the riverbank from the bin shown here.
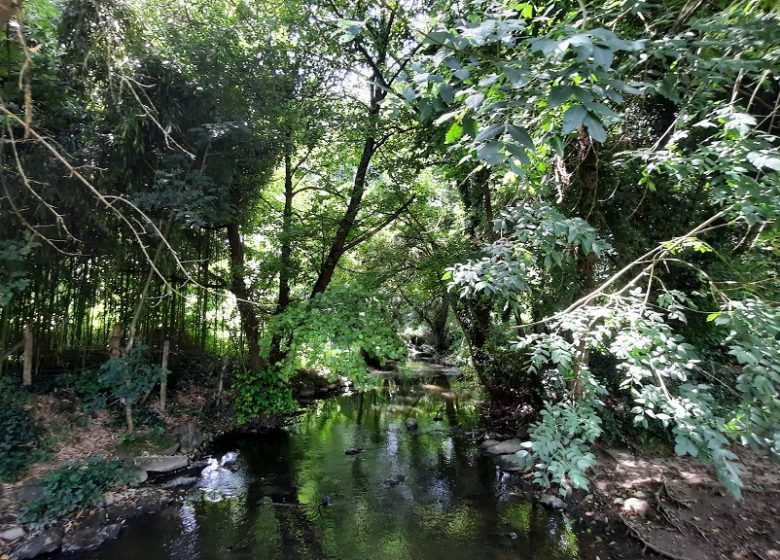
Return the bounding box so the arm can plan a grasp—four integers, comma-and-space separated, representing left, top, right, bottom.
479, 431, 780, 560
0, 368, 354, 559
2, 364, 776, 560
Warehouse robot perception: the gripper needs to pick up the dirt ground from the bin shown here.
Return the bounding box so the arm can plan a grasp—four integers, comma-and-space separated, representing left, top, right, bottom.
584, 446, 780, 560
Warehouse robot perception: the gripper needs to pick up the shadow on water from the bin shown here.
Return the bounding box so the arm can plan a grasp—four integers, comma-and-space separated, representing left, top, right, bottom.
79, 363, 603, 560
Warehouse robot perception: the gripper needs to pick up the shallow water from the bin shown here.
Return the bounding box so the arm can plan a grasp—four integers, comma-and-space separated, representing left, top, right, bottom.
81, 364, 606, 560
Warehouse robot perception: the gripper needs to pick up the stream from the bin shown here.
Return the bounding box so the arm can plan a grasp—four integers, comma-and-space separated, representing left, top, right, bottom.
79, 362, 612, 560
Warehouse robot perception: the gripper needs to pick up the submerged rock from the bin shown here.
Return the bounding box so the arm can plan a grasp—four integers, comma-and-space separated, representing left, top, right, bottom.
405, 418, 418, 430
345, 447, 364, 455
384, 474, 406, 486
12, 527, 63, 559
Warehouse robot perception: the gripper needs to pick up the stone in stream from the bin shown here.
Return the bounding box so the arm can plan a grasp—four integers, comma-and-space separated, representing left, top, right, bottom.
384, 474, 406, 486
12, 527, 63, 559
61, 524, 121, 554
133, 455, 188, 473
405, 418, 418, 430
479, 439, 500, 452
345, 447, 363, 455
538, 494, 566, 510
0, 526, 25, 542
495, 450, 533, 473
483, 438, 525, 455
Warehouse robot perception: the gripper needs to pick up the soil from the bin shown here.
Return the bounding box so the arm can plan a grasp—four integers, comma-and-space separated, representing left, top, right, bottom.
579, 445, 780, 560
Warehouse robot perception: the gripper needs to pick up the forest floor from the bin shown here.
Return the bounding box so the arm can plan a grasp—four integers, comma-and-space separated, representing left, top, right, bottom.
577, 446, 780, 560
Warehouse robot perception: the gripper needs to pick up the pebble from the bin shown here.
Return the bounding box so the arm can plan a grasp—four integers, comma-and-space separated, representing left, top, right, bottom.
0, 526, 25, 542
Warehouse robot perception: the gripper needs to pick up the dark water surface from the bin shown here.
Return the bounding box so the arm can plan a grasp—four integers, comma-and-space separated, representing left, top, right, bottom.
82, 364, 605, 560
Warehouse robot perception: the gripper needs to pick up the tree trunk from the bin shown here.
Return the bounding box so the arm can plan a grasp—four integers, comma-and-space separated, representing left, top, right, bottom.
160, 339, 169, 412
125, 402, 134, 434
268, 149, 296, 365
430, 292, 450, 354
22, 321, 32, 386
226, 223, 264, 372
310, 84, 384, 297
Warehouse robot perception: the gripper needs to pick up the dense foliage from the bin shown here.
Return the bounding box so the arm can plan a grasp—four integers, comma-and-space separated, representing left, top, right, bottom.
0, 0, 777, 498
19, 458, 129, 523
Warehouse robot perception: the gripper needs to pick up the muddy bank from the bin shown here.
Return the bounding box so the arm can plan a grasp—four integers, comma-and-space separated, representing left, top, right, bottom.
480, 431, 780, 560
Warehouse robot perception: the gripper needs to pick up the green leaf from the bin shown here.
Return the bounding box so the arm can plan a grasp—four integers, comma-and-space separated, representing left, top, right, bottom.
548, 86, 573, 108
562, 105, 587, 134
477, 142, 505, 166
507, 124, 534, 149
439, 83, 455, 104
445, 122, 463, 144
583, 115, 607, 143
475, 123, 504, 143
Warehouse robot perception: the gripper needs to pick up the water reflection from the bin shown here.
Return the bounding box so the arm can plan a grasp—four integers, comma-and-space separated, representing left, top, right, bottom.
81, 364, 597, 560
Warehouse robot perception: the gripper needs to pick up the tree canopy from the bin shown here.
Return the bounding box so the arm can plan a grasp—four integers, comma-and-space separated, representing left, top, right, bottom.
1, 0, 778, 498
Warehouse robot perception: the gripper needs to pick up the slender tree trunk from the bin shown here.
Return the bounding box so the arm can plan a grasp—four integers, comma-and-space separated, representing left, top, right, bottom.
310, 96, 383, 297
226, 223, 264, 372
160, 339, 169, 412
430, 291, 450, 354
125, 404, 134, 434
268, 149, 296, 365
278, 149, 294, 313
22, 321, 32, 386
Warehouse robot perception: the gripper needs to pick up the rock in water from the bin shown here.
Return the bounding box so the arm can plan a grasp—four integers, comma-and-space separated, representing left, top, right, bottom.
12, 527, 63, 559
479, 439, 501, 452
538, 494, 566, 510
133, 455, 188, 473
484, 438, 525, 455
162, 476, 198, 489
345, 447, 363, 455
384, 474, 406, 486
405, 418, 418, 430
495, 450, 533, 473
61, 524, 121, 554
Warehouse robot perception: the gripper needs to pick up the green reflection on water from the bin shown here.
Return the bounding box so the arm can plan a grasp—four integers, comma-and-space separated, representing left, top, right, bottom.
80, 364, 608, 560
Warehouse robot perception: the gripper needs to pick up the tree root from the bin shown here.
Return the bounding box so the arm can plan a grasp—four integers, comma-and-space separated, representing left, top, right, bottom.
620, 516, 690, 560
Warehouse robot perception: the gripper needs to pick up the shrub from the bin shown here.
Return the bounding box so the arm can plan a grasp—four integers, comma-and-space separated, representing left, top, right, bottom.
19, 457, 128, 523
0, 380, 42, 482
234, 368, 297, 422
